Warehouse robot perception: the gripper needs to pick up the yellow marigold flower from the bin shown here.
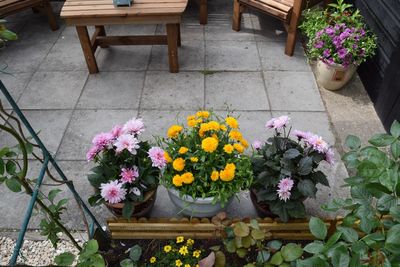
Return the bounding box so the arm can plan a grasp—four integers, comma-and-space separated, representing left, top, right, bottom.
181, 172, 194, 184
190, 157, 198, 163
164, 151, 172, 163
179, 245, 189, 256
195, 265, 199, 267
186, 238, 194, 246
229, 130, 242, 141
226, 163, 236, 170
184, 265, 191, 267
176, 259, 183, 267
240, 138, 249, 148
176, 236, 184, 243
211, 170, 219, 181
220, 124, 227, 131
234, 143, 245, 153
164, 245, 172, 253
201, 137, 218, 153
187, 115, 196, 121
196, 110, 210, 118
179, 147, 189, 154
225, 117, 239, 129
199, 123, 210, 137
168, 125, 183, 138
211, 133, 219, 141
208, 121, 220, 131
173, 175, 183, 187
220, 163, 236, 182
187, 119, 197, 127
193, 250, 201, 258
150, 257, 156, 263
223, 144, 234, 154
173, 158, 185, 171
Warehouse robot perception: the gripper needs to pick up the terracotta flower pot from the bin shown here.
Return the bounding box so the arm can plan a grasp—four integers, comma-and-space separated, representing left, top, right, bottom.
249, 188, 278, 218
105, 189, 157, 218
316, 59, 357, 90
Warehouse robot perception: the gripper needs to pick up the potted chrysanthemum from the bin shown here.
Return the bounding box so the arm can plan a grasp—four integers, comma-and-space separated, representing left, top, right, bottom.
250, 116, 333, 222
161, 111, 253, 217
86, 118, 166, 218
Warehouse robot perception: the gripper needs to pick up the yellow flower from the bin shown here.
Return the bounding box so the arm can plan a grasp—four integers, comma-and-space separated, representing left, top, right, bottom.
179, 245, 189, 256
240, 138, 249, 148
184, 265, 191, 267
187, 115, 196, 121
225, 117, 239, 129
211, 170, 219, 181
220, 125, 227, 131
173, 175, 183, 187
226, 163, 236, 170
234, 143, 245, 153
229, 130, 242, 141
208, 121, 220, 131
177, 236, 184, 243
196, 110, 210, 118
176, 259, 183, 267
164, 151, 172, 163
179, 147, 189, 154
201, 137, 218, 153
220, 163, 236, 182
168, 125, 183, 138
186, 238, 194, 246
190, 157, 198, 163
181, 172, 194, 184
164, 245, 172, 253
223, 144, 234, 154
150, 256, 156, 263
173, 158, 185, 171
187, 119, 197, 127
193, 250, 201, 258
199, 123, 210, 137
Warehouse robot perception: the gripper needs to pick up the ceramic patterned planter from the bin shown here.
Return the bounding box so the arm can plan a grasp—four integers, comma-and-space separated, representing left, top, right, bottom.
167, 188, 234, 217
316, 59, 357, 90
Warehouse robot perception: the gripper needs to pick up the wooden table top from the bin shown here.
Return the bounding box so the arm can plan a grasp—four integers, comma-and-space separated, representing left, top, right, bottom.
60, 0, 188, 20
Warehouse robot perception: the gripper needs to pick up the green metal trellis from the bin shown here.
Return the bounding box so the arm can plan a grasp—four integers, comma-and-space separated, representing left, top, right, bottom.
0, 80, 109, 266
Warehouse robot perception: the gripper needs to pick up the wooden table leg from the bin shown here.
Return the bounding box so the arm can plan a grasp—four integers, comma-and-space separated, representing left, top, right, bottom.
177, 24, 181, 47
76, 26, 99, 74
166, 24, 179, 73
95, 25, 109, 48
199, 0, 207, 24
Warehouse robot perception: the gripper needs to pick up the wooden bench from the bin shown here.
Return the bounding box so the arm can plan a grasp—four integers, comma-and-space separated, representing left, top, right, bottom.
0, 0, 58, 31
60, 0, 188, 74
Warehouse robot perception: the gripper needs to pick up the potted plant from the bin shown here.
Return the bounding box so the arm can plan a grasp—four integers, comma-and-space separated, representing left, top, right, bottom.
299, 0, 377, 90
250, 116, 333, 222
162, 110, 253, 217
86, 118, 165, 218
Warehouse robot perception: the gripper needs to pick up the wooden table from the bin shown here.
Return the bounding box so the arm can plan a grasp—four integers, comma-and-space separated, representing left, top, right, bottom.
60, 0, 188, 73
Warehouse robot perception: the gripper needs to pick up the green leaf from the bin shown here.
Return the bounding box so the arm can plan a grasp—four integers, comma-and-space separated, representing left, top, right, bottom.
390, 205, 400, 222
390, 120, 400, 138
298, 179, 317, 198
57, 199, 69, 209
225, 239, 236, 253
82, 240, 99, 257
345, 135, 361, 150
303, 242, 324, 254
88, 195, 102, 206
283, 149, 300, 159
250, 219, 260, 230
357, 161, 380, 179
377, 194, 397, 212
369, 133, 395, 147
233, 222, 250, 237
122, 202, 134, 219
324, 232, 342, 252
312, 171, 329, 186
267, 240, 282, 251
385, 224, 400, 254
6, 177, 21, 192
251, 229, 265, 240
391, 141, 400, 159
129, 245, 142, 262
342, 152, 359, 169
236, 248, 247, 258
6, 160, 16, 175
332, 246, 350, 267
120, 259, 134, 267
337, 226, 358, 243
297, 257, 329, 267
298, 157, 313, 176
269, 251, 283, 265
256, 250, 270, 264
48, 189, 62, 202
281, 243, 303, 261
380, 169, 398, 192
55, 252, 75, 266
309, 217, 327, 240
0, 159, 4, 175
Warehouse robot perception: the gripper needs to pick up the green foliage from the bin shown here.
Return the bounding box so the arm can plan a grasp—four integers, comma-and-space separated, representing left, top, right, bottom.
120, 244, 142, 267
55, 240, 105, 267
0, 19, 17, 48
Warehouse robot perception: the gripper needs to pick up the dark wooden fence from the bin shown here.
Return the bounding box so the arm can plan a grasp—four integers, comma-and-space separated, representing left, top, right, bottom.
352, 0, 400, 131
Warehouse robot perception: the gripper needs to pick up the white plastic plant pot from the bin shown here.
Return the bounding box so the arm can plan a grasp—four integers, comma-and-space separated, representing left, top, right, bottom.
316, 59, 357, 91
167, 187, 234, 217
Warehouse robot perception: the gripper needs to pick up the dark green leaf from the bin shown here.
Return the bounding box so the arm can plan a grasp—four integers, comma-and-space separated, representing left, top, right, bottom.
312, 171, 329, 187
342, 152, 359, 169
380, 169, 398, 192
267, 240, 282, 251
369, 133, 395, 147
283, 148, 300, 159
269, 251, 283, 265
351, 186, 372, 204
357, 161, 380, 179
309, 217, 327, 240
88, 195, 102, 207
129, 244, 142, 262
391, 141, 400, 159
6, 177, 21, 192
122, 202, 134, 219
303, 242, 324, 254
390, 205, 400, 222
48, 189, 62, 202
298, 179, 317, 198
298, 157, 313, 176
83, 240, 99, 257
56, 199, 69, 209
281, 243, 303, 262
324, 232, 342, 252
345, 135, 361, 150
332, 245, 350, 267
256, 250, 270, 263
120, 259, 134, 267
385, 224, 400, 254
337, 226, 358, 243
6, 161, 16, 175
377, 194, 397, 212
0, 159, 4, 175
390, 120, 400, 138
297, 257, 330, 267
55, 252, 75, 266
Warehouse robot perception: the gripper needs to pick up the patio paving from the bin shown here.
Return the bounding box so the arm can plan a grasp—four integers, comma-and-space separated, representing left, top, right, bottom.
0, 0, 350, 231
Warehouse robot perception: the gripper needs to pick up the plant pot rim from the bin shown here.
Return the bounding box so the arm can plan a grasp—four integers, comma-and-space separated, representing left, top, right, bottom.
167, 187, 229, 204
105, 188, 157, 209
319, 58, 357, 69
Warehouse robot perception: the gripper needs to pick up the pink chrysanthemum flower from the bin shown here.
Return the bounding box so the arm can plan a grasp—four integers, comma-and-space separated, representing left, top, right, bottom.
265, 116, 290, 130
252, 140, 263, 150
148, 147, 167, 169
86, 146, 99, 162
100, 180, 127, 204
120, 167, 139, 183
123, 118, 145, 136
265, 118, 276, 129
277, 190, 291, 202
110, 125, 123, 139
325, 148, 335, 166
114, 134, 140, 154
277, 177, 294, 202
292, 130, 313, 141
307, 134, 329, 153
92, 132, 113, 149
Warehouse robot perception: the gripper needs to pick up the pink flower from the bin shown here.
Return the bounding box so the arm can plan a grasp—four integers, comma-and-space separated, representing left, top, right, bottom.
110, 125, 123, 139
292, 130, 313, 140
114, 134, 140, 154
265, 118, 275, 129
325, 148, 335, 166
252, 140, 262, 150
277, 190, 291, 202
307, 134, 329, 153
265, 116, 290, 130
277, 177, 294, 202
92, 132, 113, 149
123, 118, 145, 136
148, 146, 167, 169
100, 180, 127, 204
120, 167, 139, 183
86, 146, 99, 162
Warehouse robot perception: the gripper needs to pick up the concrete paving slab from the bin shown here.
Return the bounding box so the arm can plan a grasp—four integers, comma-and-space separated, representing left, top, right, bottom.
205, 23, 254, 41
16, 18, 61, 44
57, 110, 138, 160
251, 13, 287, 42
39, 41, 88, 71
18, 71, 87, 109
206, 40, 261, 71
264, 71, 325, 111
205, 71, 269, 110
96, 46, 152, 71
0, 72, 32, 109
141, 71, 204, 110
156, 24, 204, 41
77, 71, 144, 110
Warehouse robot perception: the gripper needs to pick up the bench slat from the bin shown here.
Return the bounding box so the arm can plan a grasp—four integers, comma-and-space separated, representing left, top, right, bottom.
61, 7, 185, 18
62, 3, 186, 11
240, 0, 290, 20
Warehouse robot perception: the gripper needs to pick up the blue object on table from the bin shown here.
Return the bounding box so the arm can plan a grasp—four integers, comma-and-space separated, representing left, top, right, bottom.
113, 0, 132, 7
